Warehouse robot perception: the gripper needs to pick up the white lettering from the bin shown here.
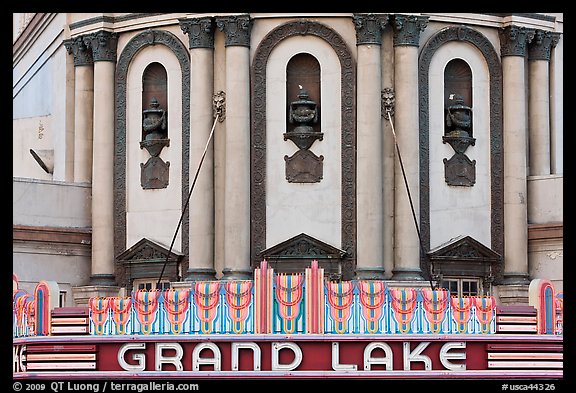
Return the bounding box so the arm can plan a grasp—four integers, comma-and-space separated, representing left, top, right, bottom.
231, 342, 261, 371
439, 341, 466, 370
363, 342, 393, 370
155, 342, 183, 371
272, 342, 302, 371
192, 342, 221, 371
118, 342, 146, 372
332, 342, 357, 371
403, 341, 431, 370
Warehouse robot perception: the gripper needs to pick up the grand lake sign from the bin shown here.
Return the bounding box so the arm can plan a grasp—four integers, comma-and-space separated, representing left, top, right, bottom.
12, 262, 563, 379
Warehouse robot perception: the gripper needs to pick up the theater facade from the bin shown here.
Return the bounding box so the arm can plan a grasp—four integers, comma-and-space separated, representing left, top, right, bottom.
13, 13, 563, 379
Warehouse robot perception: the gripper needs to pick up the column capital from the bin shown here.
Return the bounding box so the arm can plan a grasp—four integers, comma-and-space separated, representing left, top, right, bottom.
528, 30, 561, 61
216, 14, 252, 47
499, 25, 535, 57
84, 30, 118, 62
179, 17, 215, 49
391, 14, 429, 47
353, 13, 389, 45
63, 35, 93, 66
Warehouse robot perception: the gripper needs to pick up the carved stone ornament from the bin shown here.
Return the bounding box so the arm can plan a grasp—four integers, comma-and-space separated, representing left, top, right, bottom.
284, 87, 323, 150
443, 153, 476, 187
391, 14, 429, 47
140, 97, 170, 189
83, 30, 118, 62
284, 86, 324, 182
381, 87, 395, 120
179, 17, 215, 49
258, 233, 352, 280
116, 238, 183, 285
528, 30, 561, 61
428, 235, 501, 285
443, 93, 475, 154
63, 35, 93, 66
499, 25, 535, 57
284, 149, 324, 183
216, 14, 252, 47
353, 13, 389, 45
140, 156, 170, 189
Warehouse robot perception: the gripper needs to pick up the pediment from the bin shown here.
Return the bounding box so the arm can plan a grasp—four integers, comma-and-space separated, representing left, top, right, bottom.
116, 238, 183, 263
428, 235, 500, 262
259, 233, 347, 260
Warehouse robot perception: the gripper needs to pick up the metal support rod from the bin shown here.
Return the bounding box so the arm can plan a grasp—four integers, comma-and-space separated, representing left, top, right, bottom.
156, 92, 225, 289
384, 105, 435, 290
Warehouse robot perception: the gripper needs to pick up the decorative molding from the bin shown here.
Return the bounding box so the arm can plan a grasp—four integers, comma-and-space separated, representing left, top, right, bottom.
251, 20, 357, 271
116, 238, 183, 285
215, 14, 252, 47
83, 30, 118, 62
528, 223, 563, 241
353, 13, 389, 46
116, 237, 182, 263
114, 29, 190, 285
428, 235, 500, 288
528, 30, 561, 61
13, 225, 91, 245
63, 35, 93, 66
483, 13, 557, 23
391, 14, 429, 47
259, 233, 351, 279
429, 235, 500, 261
419, 26, 504, 283
179, 17, 215, 49
499, 26, 535, 57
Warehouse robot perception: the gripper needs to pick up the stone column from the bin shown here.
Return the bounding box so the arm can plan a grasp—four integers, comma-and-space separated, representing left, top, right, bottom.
64, 36, 94, 183
180, 18, 218, 281
84, 31, 119, 287
216, 15, 253, 280
528, 30, 561, 176
353, 14, 389, 280
499, 26, 535, 296
390, 15, 428, 281
381, 27, 395, 280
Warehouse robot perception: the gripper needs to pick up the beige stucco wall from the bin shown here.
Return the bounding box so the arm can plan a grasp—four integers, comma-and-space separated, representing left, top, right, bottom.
428, 41, 492, 249
125, 43, 183, 251
265, 34, 342, 249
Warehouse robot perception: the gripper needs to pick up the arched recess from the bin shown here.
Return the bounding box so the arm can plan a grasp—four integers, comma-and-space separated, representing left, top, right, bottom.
114, 29, 190, 280
251, 20, 356, 272
419, 26, 504, 282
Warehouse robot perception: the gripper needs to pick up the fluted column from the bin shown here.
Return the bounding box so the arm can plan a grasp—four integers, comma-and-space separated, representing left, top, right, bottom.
180, 17, 218, 281
500, 26, 535, 285
84, 31, 118, 286
528, 30, 561, 176
64, 36, 94, 183
353, 14, 389, 280
390, 14, 428, 281
216, 15, 253, 280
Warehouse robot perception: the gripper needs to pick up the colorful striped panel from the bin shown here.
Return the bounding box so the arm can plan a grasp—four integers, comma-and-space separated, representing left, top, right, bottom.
486, 343, 563, 371
24, 344, 97, 371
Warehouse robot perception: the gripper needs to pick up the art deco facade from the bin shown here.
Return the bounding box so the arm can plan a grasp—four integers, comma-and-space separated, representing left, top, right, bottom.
13, 13, 563, 308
